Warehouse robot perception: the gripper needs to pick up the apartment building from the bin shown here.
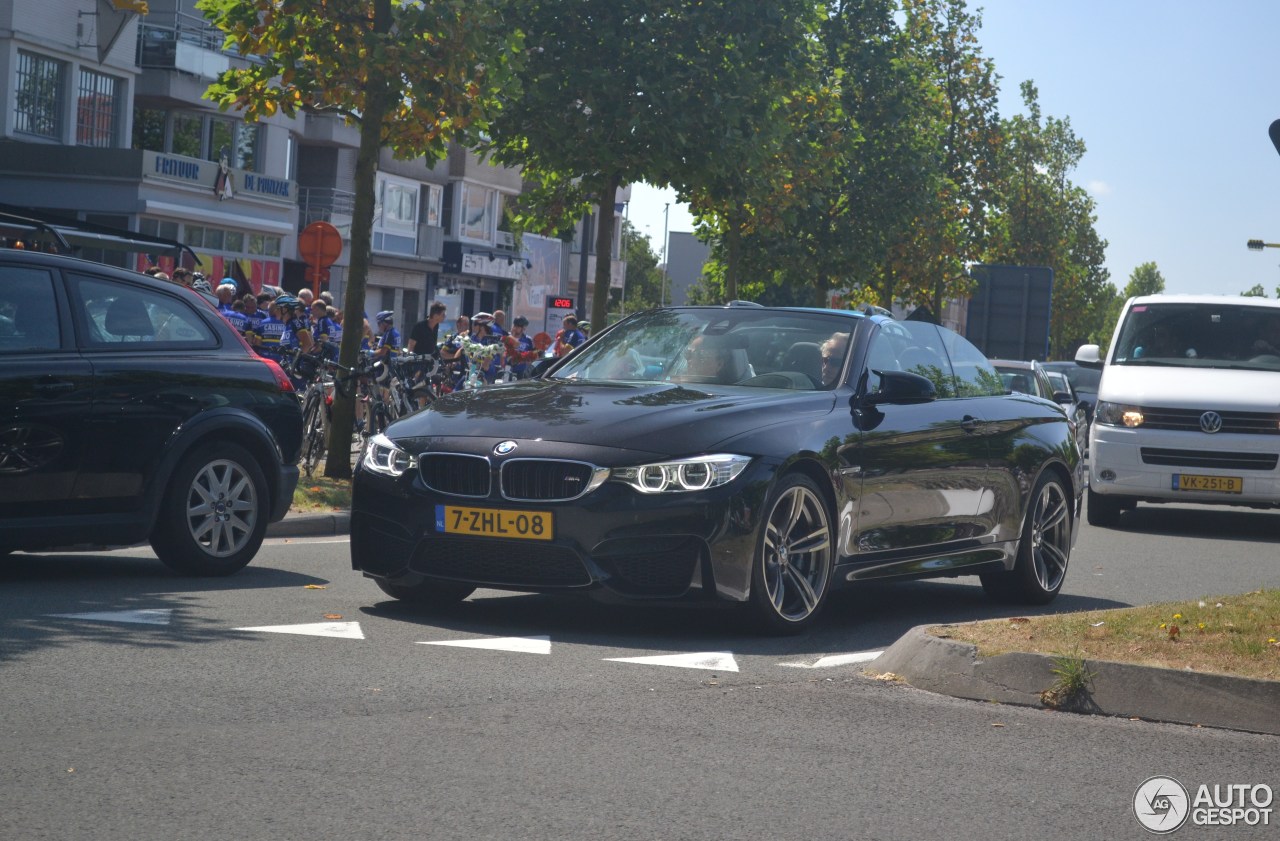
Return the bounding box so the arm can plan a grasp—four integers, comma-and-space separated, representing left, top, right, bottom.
0, 0, 626, 331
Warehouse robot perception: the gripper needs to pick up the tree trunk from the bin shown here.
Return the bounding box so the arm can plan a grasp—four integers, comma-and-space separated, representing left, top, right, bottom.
325, 0, 391, 479
589, 171, 622, 330
725, 213, 742, 302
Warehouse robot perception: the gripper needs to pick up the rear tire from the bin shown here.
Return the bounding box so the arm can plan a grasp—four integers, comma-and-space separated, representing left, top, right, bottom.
982, 472, 1071, 604
375, 577, 475, 606
151, 442, 269, 576
1086, 485, 1123, 527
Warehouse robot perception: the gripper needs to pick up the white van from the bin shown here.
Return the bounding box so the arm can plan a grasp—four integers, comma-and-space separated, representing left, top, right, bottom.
1076, 294, 1280, 526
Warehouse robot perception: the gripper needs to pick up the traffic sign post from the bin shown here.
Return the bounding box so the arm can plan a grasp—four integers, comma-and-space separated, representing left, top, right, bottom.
297, 221, 343, 296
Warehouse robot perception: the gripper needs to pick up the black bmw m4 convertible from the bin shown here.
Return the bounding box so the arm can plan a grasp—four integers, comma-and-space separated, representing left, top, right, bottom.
351, 304, 1081, 633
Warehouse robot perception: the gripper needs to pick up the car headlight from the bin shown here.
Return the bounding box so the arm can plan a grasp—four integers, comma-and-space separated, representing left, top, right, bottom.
611, 454, 751, 494
1094, 400, 1144, 428
361, 433, 418, 476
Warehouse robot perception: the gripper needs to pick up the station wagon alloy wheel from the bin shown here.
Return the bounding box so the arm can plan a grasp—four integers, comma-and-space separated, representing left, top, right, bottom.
186, 458, 259, 557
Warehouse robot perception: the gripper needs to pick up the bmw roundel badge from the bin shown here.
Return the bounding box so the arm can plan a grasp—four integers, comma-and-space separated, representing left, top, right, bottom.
494, 440, 517, 455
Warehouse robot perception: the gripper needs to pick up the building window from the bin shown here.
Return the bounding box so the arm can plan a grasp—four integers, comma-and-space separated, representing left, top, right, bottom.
171, 113, 202, 158
459, 183, 496, 242
373, 174, 419, 255
132, 108, 166, 151
208, 117, 259, 171
14, 52, 65, 139
424, 184, 443, 228
77, 68, 122, 147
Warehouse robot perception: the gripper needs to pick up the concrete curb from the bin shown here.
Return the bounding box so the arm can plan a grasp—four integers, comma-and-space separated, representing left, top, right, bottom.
267, 511, 351, 539
872, 625, 1280, 736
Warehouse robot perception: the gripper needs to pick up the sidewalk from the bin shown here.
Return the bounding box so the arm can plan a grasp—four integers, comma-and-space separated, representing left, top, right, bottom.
267, 509, 351, 539
870, 625, 1280, 735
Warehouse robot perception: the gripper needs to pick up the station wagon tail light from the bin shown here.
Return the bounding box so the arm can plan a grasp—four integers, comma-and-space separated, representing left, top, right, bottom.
611, 454, 751, 494
1095, 401, 1143, 427
361, 433, 417, 477
261, 357, 295, 393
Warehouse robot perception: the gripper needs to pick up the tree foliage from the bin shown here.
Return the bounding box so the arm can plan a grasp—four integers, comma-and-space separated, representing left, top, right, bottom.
487, 0, 824, 329
983, 81, 1111, 358
199, 0, 521, 477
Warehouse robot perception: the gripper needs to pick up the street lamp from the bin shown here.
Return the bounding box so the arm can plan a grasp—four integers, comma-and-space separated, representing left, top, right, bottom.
1247, 239, 1280, 251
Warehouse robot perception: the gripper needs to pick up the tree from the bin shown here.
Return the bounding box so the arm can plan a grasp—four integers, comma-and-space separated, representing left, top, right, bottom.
199, 0, 522, 477
1124, 261, 1165, 298
984, 81, 1111, 359
1241, 283, 1268, 297
488, 0, 823, 329
616, 220, 665, 316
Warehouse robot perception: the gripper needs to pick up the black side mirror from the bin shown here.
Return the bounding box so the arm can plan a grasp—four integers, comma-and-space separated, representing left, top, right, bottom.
1053, 390, 1073, 405
861, 369, 936, 407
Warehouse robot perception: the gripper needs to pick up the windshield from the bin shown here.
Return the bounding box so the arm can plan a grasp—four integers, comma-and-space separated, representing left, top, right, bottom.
1112, 302, 1280, 371
550, 308, 861, 390
1045, 362, 1101, 391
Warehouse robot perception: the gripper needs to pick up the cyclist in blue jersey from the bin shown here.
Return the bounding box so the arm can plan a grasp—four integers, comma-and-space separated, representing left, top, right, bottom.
216, 282, 249, 335
309, 299, 341, 360
251, 297, 287, 358
372, 311, 400, 361
280, 297, 313, 354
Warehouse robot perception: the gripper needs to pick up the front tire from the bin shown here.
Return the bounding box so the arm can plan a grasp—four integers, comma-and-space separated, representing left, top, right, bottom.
982, 472, 1072, 604
151, 442, 269, 576
375, 577, 475, 606
748, 474, 834, 634
1086, 485, 1123, 527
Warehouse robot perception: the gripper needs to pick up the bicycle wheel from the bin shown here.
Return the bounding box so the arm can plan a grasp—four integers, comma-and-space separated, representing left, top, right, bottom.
300, 389, 327, 478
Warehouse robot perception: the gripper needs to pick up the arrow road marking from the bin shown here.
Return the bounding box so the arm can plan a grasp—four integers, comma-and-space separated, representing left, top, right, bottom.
234, 621, 365, 639
778, 651, 883, 669
418, 635, 551, 654
46, 609, 174, 625
605, 652, 740, 672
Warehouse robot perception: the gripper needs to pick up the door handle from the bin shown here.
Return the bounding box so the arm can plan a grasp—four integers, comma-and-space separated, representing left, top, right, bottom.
960, 415, 980, 433
33, 380, 76, 393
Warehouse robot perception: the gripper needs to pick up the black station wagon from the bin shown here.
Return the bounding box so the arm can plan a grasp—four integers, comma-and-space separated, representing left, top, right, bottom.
1, 250, 301, 575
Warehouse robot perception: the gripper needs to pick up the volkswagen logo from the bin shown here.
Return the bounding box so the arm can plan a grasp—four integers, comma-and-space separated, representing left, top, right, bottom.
1199, 411, 1223, 434
494, 440, 518, 456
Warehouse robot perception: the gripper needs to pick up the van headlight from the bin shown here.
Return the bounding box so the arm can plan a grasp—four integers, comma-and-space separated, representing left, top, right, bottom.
611, 454, 751, 494
1095, 401, 1144, 428
361, 433, 418, 476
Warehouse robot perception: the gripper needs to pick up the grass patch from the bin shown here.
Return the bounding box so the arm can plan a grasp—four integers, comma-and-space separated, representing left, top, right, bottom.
930, 589, 1280, 682
291, 474, 351, 513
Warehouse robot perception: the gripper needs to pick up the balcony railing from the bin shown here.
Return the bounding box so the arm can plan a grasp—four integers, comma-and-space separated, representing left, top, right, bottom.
137, 11, 226, 69
298, 187, 356, 233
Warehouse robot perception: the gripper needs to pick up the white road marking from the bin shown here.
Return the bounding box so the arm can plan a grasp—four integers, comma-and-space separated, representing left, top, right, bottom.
46, 609, 174, 625
605, 652, 740, 672
778, 651, 883, 669
234, 621, 365, 639
417, 635, 551, 654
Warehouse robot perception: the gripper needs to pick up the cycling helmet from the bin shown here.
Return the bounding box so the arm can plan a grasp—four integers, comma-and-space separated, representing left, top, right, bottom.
192, 278, 213, 293
376, 310, 395, 324
274, 295, 301, 310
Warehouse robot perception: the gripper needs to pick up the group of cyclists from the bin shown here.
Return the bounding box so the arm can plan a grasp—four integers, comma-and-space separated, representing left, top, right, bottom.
146, 263, 599, 394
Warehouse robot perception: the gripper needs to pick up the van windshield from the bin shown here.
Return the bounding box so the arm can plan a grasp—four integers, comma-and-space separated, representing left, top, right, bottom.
1112, 302, 1280, 371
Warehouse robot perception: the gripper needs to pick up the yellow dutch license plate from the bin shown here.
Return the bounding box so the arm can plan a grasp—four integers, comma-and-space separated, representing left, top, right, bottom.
1172, 474, 1243, 494
435, 505, 554, 540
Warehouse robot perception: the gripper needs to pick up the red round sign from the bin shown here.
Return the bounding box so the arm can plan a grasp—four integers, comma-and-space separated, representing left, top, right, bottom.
298, 221, 343, 268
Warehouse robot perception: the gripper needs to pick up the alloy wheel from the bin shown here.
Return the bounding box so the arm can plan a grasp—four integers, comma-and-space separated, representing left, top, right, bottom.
761, 484, 833, 623
1030, 480, 1070, 592
185, 459, 259, 557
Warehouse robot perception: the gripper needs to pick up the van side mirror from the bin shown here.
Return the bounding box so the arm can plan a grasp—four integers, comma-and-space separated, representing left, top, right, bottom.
1074, 344, 1102, 369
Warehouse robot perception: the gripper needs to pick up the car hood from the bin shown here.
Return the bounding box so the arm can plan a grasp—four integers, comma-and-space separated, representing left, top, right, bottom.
387, 379, 837, 455
1100, 365, 1280, 411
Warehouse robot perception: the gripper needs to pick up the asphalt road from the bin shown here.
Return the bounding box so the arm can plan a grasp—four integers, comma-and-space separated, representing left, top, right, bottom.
2, 505, 1278, 841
